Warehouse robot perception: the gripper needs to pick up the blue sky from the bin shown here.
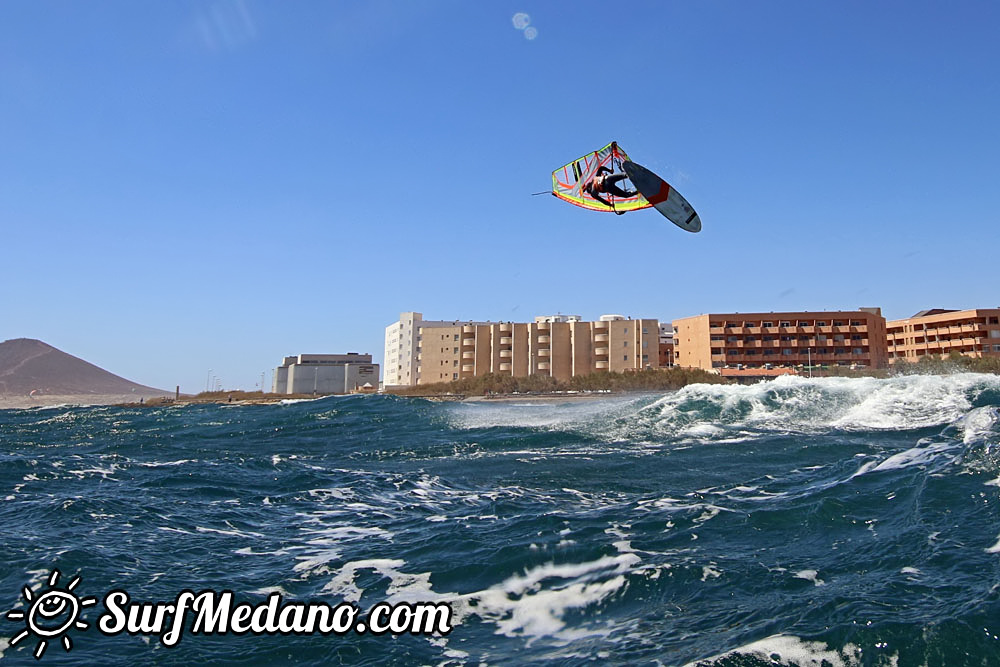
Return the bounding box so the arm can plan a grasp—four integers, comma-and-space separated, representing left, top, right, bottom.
3, 1, 998, 392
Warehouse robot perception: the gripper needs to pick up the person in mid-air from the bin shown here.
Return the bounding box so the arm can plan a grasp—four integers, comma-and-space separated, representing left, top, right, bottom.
582, 165, 637, 215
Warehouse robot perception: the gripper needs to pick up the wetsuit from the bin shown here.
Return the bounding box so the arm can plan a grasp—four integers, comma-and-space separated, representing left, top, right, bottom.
584, 166, 637, 209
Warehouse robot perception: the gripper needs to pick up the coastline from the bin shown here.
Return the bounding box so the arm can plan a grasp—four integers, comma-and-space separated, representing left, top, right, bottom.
1, 389, 648, 410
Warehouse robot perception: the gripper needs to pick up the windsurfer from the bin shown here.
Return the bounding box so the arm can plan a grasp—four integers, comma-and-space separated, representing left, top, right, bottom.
583, 166, 636, 214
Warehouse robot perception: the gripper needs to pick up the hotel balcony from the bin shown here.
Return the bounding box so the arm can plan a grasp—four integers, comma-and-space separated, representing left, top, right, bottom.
595, 361, 609, 369
537, 361, 550, 370
462, 351, 475, 360
499, 324, 512, 333
500, 337, 513, 345
462, 337, 475, 347
462, 365, 474, 372
538, 335, 550, 343
538, 349, 550, 357
595, 347, 609, 356
537, 322, 550, 331
594, 333, 609, 342
463, 325, 476, 334
499, 362, 512, 371
594, 321, 609, 330
499, 349, 512, 358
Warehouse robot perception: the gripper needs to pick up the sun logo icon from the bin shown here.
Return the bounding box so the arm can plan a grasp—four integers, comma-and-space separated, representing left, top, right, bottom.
6, 569, 97, 660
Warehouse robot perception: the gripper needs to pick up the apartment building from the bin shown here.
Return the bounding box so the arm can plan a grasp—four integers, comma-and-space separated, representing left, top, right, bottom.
383, 312, 489, 387
659, 323, 675, 368
887, 308, 1000, 362
273, 354, 379, 395
672, 309, 888, 372
387, 313, 661, 386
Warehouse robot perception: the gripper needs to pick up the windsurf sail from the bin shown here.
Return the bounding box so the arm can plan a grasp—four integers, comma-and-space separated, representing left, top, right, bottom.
551, 141, 652, 213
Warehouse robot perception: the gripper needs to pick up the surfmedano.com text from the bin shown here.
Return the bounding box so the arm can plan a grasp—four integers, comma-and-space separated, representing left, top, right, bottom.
98, 589, 453, 647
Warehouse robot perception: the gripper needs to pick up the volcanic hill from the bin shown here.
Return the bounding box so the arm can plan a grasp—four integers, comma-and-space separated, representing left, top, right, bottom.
0, 338, 169, 398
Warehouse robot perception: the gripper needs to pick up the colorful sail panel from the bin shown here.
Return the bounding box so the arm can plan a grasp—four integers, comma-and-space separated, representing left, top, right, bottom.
551, 142, 653, 213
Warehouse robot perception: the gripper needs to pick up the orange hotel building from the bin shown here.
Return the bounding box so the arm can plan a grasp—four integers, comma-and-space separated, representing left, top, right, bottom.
672, 310, 889, 372
887, 308, 1000, 362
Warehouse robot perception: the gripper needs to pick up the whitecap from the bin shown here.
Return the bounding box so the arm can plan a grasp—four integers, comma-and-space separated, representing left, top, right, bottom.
685, 634, 860, 667
794, 569, 825, 586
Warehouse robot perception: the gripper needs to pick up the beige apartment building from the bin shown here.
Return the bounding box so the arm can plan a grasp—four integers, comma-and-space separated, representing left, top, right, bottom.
672, 310, 889, 372
384, 312, 490, 387
887, 308, 1000, 362
387, 313, 660, 385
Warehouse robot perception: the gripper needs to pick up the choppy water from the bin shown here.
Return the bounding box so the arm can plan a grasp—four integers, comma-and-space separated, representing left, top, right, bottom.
2, 374, 999, 665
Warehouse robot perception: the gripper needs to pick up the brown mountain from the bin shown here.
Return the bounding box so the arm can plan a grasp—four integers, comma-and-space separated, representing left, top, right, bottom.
0, 338, 168, 397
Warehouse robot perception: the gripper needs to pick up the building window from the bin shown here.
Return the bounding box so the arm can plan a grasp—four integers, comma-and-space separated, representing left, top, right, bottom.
763, 321, 773, 327
780, 321, 791, 327
624, 355, 628, 361
782, 349, 792, 355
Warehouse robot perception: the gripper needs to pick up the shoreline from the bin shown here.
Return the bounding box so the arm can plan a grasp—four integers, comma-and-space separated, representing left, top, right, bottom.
0, 389, 644, 410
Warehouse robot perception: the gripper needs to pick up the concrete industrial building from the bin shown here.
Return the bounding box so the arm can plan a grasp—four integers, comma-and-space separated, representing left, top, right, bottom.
385, 313, 661, 386
887, 308, 1000, 363
672, 309, 889, 373
272, 353, 379, 395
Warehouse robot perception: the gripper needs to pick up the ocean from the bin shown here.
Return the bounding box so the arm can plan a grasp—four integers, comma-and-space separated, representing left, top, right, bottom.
1, 373, 998, 665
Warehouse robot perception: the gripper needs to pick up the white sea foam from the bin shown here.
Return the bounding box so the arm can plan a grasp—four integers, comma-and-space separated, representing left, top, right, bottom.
872, 442, 959, 472
613, 374, 1000, 443
135, 459, 196, 467
318, 551, 641, 645
195, 525, 266, 539
962, 406, 1000, 444
444, 395, 643, 432
686, 634, 861, 667
794, 569, 825, 586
